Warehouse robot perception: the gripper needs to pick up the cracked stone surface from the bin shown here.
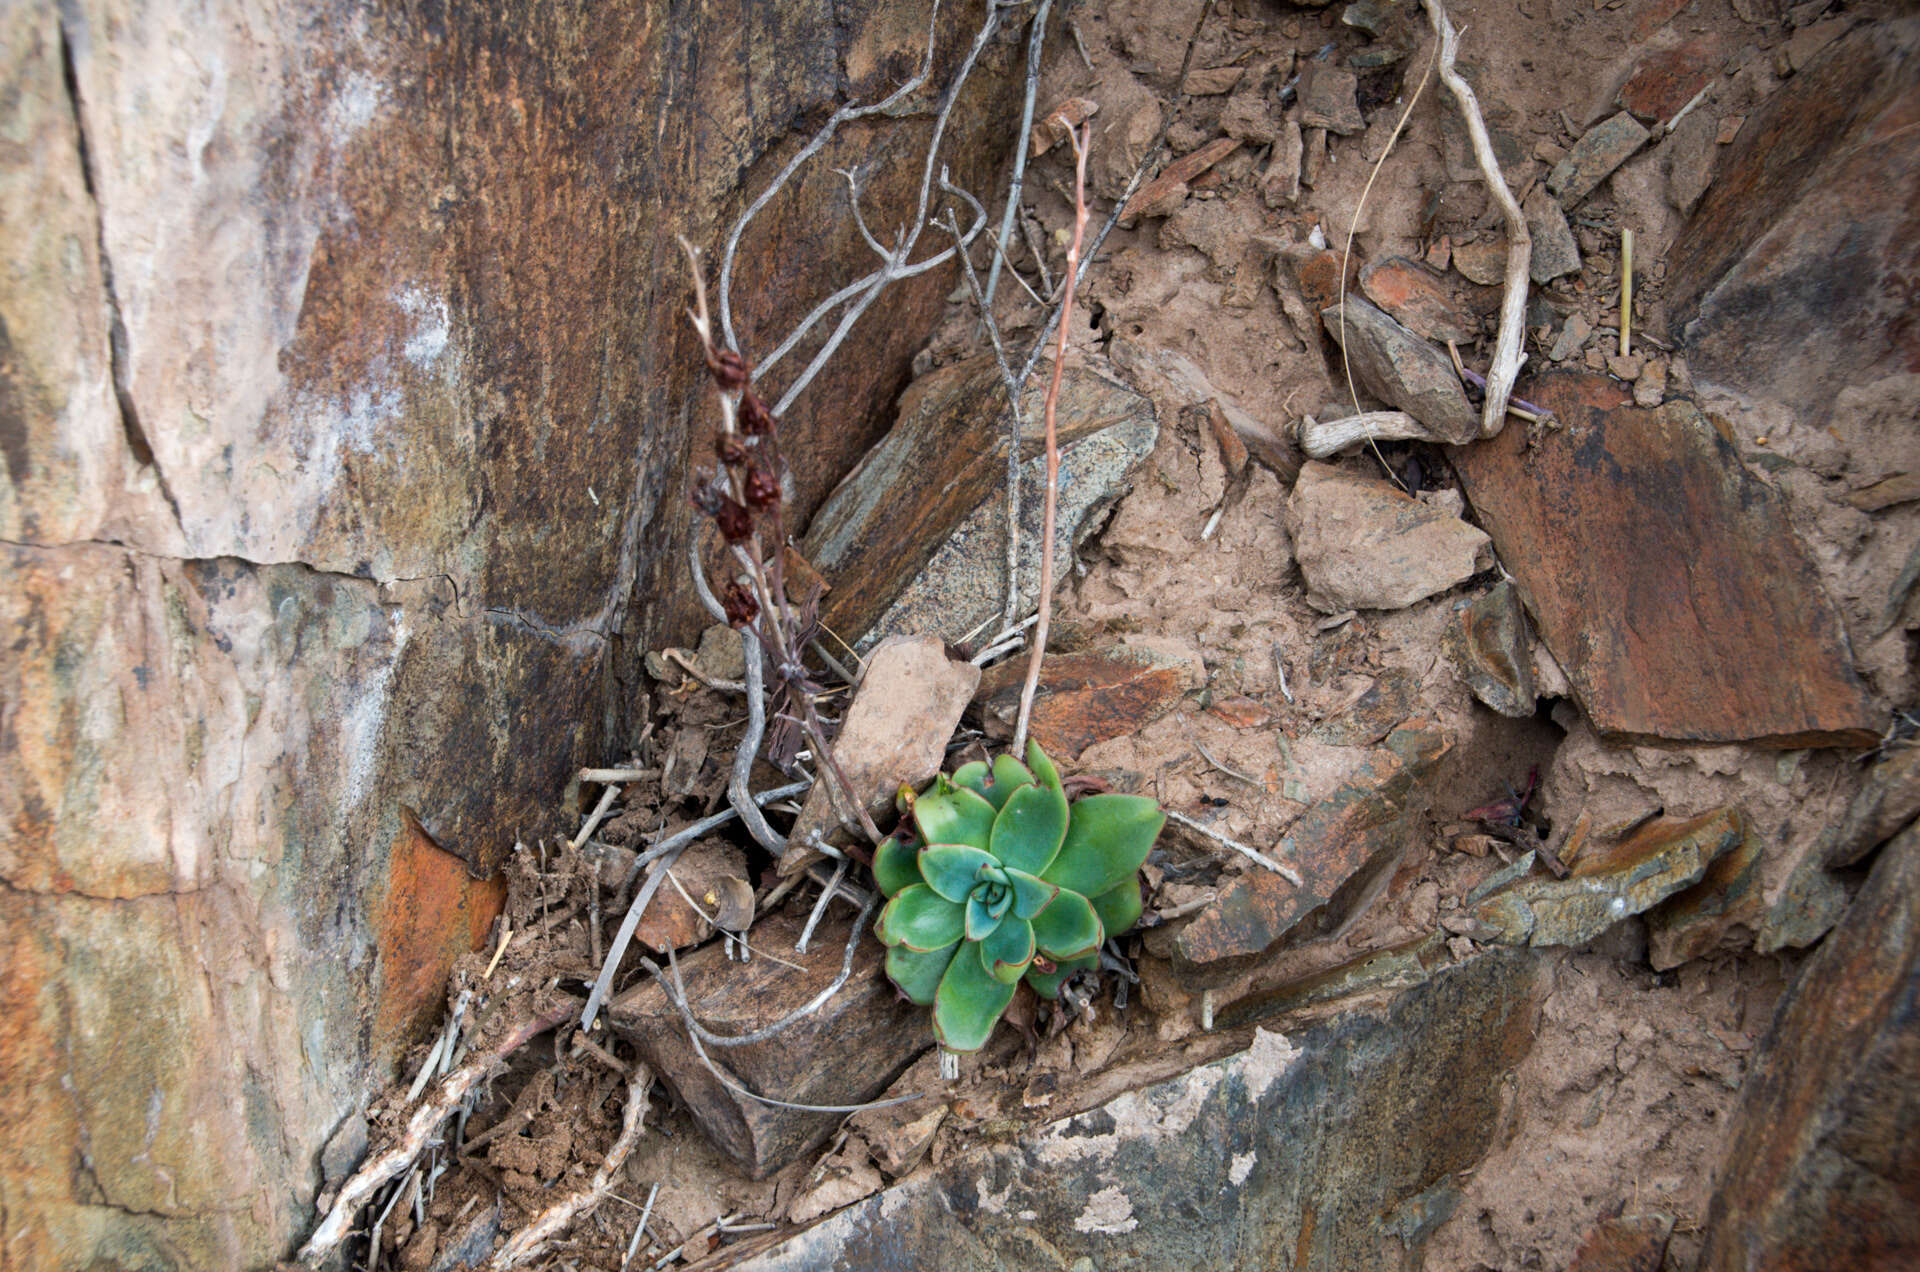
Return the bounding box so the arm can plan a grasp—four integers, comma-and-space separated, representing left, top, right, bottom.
0, 2, 1018, 1266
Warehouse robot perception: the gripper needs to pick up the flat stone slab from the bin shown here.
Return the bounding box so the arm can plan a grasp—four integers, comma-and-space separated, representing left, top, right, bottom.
734, 950, 1546, 1272
607, 909, 931, 1178
1289, 461, 1492, 613
1452, 372, 1882, 748
801, 355, 1155, 646
1176, 722, 1451, 971
1699, 822, 1920, 1269
973, 637, 1205, 760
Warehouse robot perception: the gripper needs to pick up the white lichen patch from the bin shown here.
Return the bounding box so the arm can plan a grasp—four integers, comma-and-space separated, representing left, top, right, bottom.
1241, 1027, 1303, 1101
1230, 1152, 1257, 1185
1073, 1185, 1138, 1235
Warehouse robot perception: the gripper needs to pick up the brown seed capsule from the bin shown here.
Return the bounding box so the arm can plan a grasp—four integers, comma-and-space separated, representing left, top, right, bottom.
714, 496, 753, 543
722, 580, 759, 628
714, 433, 749, 467
737, 389, 776, 437
742, 466, 780, 510
706, 347, 750, 392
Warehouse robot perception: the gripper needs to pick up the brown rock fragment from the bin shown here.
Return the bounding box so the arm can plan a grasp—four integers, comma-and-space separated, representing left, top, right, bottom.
1646, 817, 1763, 970
1181, 65, 1246, 96
608, 910, 931, 1178
1452, 372, 1882, 747
1260, 120, 1304, 207
1174, 723, 1451, 972
973, 637, 1205, 759
1826, 745, 1920, 869
633, 839, 750, 954
1451, 237, 1508, 287
1358, 256, 1479, 345
1119, 137, 1239, 226
1569, 1214, 1675, 1272
1697, 823, 1920, 1270
1616, 40, 1720, 123
1523, 187, 1582, 284
1444, 580, 1538, 718
1030, 96, 1100, 157
1288, 462, 1492, 613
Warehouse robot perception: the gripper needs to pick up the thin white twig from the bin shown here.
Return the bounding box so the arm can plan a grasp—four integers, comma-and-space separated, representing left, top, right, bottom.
796, 856, 849, 955
1422, 0, 1529, 437
620, 1181, 661, 1272
1165, 808, 1305, 887
570, 783, 622, 851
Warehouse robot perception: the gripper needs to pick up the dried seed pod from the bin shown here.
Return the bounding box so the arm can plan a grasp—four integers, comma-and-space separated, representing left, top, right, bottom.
742, 466, 781, 510
737, 389, 776, 437
714, 497, 753, 544
706, 347, 750, 392
722, 580, 759, 628
714, 433, 749, 467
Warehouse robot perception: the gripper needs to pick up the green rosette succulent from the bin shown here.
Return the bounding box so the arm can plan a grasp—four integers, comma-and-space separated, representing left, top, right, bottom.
872, 741, 1164, 1052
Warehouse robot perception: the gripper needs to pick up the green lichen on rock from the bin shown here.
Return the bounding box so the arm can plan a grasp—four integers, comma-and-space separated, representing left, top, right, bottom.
873, 741, 1162, 1051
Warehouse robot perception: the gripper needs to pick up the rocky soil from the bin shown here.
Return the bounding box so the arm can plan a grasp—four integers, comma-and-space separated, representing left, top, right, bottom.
324, 1, 1918, 1269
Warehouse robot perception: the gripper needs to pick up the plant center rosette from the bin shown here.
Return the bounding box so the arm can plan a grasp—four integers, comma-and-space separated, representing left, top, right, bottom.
872, 741, 1165, 1052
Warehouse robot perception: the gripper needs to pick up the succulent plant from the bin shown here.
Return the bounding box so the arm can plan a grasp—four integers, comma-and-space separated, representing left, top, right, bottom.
872, 741, 1164, 1052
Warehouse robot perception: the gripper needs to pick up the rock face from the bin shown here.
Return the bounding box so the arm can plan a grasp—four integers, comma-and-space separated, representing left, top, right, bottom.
801, 356, 1157, 647
972, 637, 1206, 760
1697, 823, 1920, 1270
1453, 373, 1882, 748
1667, 19, 1920, 424
0, 2, 1017, 1266
736, 951, 1547, 1272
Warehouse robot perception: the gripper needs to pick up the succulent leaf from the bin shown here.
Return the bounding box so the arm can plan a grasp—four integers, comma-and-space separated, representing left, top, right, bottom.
1004, 867, 1059, 920
873, 830, 924, 898
964, 892, 1001, 942
989, 779, 1070, 875
1088, 877, 1145, 938
918, 843, 998, 903
879, 885, 967, 952
886, 941, 958, 1005
1031, 888, 1103, 960
953, 754, 1037, 812
978, 915, 1036, 984
1026, 741, 1065, 796
1041, 795, 1165, 899
933, 940, 1018, 1052
914, 778, 996, 850
1023, 952, 1098, 999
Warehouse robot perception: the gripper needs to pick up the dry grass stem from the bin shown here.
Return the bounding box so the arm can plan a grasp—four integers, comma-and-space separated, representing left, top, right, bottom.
1620, 228, 1635, 357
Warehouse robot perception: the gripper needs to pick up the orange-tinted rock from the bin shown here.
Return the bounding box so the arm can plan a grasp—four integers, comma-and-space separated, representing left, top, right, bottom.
1209, 694, 1270, 729
1569, 1214, 1674, 1272
1119, 137, 1240, 225
1697, 822, 1920, 1270
1175, 723, 1451, 973
975, 639, 1206, 759
1452, 373, 1882, 748
1616, 40, 1720, 123
608, 909, 930, 1178
1646, 816, 1763, 971
373, 813, 507, 1049
1668, 19, 1920, 424
1359, 256, 1479, 345
1291, 247, 1358, 313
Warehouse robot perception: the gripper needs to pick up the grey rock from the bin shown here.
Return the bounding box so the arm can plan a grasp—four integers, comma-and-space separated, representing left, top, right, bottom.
1297, 62, 1365, 135
1547, 112, 1652, 207
736, 951, 1547, 1272
1524, 187, 1583, 283
1827, 745, 1920, 869
1321, 298, 1479, 442
1261, 120, 1305, 207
